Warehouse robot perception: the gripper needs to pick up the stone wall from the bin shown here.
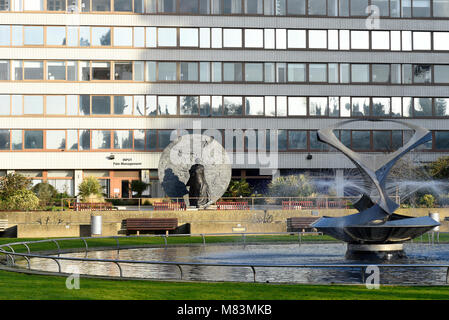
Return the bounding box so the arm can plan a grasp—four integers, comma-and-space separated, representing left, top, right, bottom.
0, 207, 447, 237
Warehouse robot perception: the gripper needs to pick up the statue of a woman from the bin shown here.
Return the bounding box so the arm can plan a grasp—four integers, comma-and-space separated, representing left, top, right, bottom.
186, 164, 211, 208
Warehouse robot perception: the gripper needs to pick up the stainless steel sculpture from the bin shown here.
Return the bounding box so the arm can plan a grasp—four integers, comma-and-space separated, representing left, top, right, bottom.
311, 119, 440, 258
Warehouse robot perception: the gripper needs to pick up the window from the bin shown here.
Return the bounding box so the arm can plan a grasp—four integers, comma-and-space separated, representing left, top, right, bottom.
0, 130, 9, 150
134, 130, 145, 150
80, 27, 91, 47
211, 28, 222, 48
114, 27, 132, 46
114, 96, 133, 115
115, 0, 132, 11
0, 26, 10, 46
413, 32, 431, 50
328, 63, 338, 83
245, 29, 263, 48
372, 64, 390, 83
180, 96, 199, 115
134, 95, 146, 116
309, 97, 329, 116
351, 131, 370, 150
24, 131, 43, 149
158, 130, 173, 149
146, 27, 156, 47
245, 63, 263, 82
24, 0, 44, 10
308, 0, 326, 15
46, 130, 66, 150
245, 0, 262, 13
24, 61, 43, 80
264, 29, 275, 48
92, 0, 110, 11
287, 64, 305, 82
92, 96, 111, 114
24, 26, 43, 45
200, 28, 210, 48
92, 62, 110, 80
245, 97, 264, 115
134, 27, 145, 47
11, 130, 22, 150
92, 27, 111, 46
134, 61, 144, 81
434, 65, 449, 83
435, 131, 449, 150
199, 96, 211, 116
276, 29, 286, 49
114, 62, 132, 80
46, 96, 66, 115
79, 61, 90, 81
435, 98, 449, 116
46, 26, 66, 46
47, 0, 66, 11
67, 95, 78, 115
11, 95, 22, 115
414, 97, 432, 116
0, 95, 10, 115
92, 130, 111, 149
158, 28, 177, 46
373, 131, 391, 151
372, 0, 389, 16
180, 0, 199, 13
114, 131, 132, 149
309, 64, 327, 82
223, 96, 243, 115
434, 0, 449, 17
200, 62, 210, 82
158, 62, 177, 81
146, 95, 157, 115
413, 0, 430, 17
287, 30, 306, 48
47, 61, 66, 80
329, 97, 340, 116
158, 96, 177, 115
212, 62, 222, 82
351, 98, 369, 116
223, 63, 242, 81
350, 0, 368, 15
308, 30, 327, 49
288, 131, 307, 149
288, 97, 307, 116
372, 98, 390, 116
180, 62, 198, 81
350, 31, 369, 49
371, 31, 390, 50
0, 61, 9, 80
434, 32, 449, 50
223, 29, 242, 47
223, 0, 242, 13
287, 0, 305, 15
79, 130, 90, 150
11, 26, 22, 46
180, 28, 198, 47
351, 64, 369, 82
413, 65, 431, 83
264, 63, 275, 82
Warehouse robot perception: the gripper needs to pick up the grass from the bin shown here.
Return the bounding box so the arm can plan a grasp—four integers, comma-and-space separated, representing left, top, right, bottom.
0, 234, 448, 300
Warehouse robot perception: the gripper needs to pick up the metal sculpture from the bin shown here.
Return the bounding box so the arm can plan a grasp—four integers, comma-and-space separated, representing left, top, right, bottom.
311, 120, 440, 257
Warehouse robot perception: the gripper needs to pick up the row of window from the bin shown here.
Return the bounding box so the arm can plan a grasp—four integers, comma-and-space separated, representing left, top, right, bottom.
1, 26, 448, 52
0, 94, 449, 118
1, 60, 449, 84
2, 0, 449, 18
0, 128, 447, 152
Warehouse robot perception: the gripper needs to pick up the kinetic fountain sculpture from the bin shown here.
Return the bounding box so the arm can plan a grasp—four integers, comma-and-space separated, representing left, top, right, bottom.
311, 119, 440, 259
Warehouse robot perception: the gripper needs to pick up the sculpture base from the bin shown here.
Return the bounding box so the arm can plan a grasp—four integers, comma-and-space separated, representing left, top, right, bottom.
345, 243, 406, 261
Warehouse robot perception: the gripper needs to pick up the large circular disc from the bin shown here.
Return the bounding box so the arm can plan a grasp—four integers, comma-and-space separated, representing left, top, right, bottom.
158, 134, 232, 204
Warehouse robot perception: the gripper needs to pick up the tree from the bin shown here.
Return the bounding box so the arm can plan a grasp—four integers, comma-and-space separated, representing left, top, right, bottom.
224, 179, 253, 198
429, 156, 449, 179
32, 182, 58, 206
268, 174, 316, 198
78, 176, 105, 202
131, 180, 149, 198
0, 173, 40, 211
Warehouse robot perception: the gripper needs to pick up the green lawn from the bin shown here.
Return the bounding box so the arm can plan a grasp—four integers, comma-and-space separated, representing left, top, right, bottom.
0, 234, 448, 300
0, 270, 449, 300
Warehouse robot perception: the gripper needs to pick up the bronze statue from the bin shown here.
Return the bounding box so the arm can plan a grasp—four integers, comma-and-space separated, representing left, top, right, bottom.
186, 164, 210, 208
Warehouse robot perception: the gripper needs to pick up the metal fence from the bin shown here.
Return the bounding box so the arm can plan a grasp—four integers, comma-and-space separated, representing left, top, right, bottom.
46, 196, 404, 211
0, 233, 448, 285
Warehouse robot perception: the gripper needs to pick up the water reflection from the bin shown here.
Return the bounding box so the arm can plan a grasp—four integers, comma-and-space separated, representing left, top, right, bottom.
19, 243, 449, 285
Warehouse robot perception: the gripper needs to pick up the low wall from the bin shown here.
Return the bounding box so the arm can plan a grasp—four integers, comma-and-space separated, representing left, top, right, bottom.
0, 207, 447, 237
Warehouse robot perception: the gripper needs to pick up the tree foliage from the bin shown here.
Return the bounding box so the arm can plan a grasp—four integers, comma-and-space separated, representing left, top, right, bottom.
268, 174, 316, 198
78, 176, 105, 202
131, 180, 149, 198
32, 182, 58, 206
0, 173, 39, 210
224, 179, 253, 198
429, 156, 449, 179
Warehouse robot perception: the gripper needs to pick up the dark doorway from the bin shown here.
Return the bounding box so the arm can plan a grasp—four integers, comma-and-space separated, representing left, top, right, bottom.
121, 180, 130, 198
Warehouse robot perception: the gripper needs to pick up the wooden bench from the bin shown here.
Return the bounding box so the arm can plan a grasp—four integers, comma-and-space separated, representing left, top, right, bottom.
123, 218, 178, 235
153, 202, 186, 211
74, 202, 113, 211
0, 219, 7, 232
286, 217, 320, 232
216, 202, 249, 210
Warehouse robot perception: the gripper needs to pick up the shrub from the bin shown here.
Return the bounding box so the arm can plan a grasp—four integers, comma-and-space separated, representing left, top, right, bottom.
131, 180, 149, 198
420, 194, 436, 208
78, 176, 104, 202
268, 174, 316, 198
224, 179, 253, 198
0, 189, 40, 211
0, 173, 31, 201
32, 182, 58, 206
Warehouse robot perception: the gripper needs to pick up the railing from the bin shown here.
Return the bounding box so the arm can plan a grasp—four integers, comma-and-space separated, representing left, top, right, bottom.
0, 232, 447, 285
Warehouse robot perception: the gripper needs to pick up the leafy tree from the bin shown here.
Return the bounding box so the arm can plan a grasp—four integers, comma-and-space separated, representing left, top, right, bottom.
224, 179, 253, 198
0, 173, 31, 200
419, 194, 435, 208
32, 182, 58, 206
0, 189, 40, 211
268, 174, 316, 198
78, 176, 105, 202
131, 180, 150, 198
429, 156, 449, 179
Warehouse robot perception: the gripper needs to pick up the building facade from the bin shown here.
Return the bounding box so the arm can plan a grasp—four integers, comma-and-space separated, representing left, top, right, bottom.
0, 0, 449, 198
